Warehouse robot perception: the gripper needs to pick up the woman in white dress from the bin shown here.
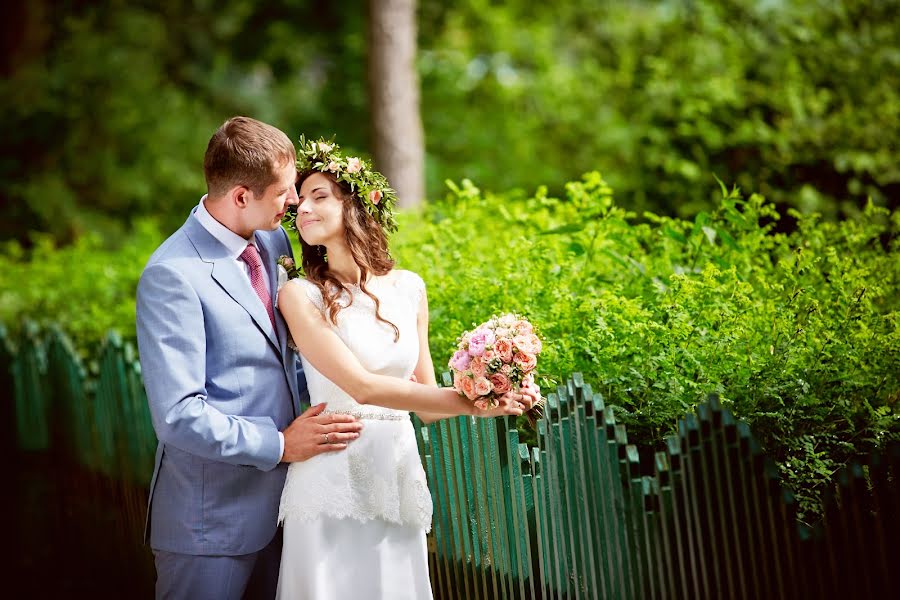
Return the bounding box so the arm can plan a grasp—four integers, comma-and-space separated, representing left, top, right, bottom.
275, 140, 538, 599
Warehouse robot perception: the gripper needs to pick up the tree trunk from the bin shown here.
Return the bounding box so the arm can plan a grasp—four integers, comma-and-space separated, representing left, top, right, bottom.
367, 0, 425, 208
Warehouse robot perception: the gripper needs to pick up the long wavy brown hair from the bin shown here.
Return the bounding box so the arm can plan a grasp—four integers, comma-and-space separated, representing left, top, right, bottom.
296, 171, 400, 341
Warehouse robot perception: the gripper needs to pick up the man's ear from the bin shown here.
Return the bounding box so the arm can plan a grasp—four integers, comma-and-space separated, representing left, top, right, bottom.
229, 185, 252, 208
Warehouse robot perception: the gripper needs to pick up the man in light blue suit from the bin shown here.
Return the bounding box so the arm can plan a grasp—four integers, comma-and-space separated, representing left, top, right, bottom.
136, 117, 363, 599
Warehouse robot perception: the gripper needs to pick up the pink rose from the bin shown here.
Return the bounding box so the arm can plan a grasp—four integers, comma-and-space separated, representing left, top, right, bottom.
494, 339, 513, 362
474, 399, 490, 411
470, 357, 487, 379
460, 375, 477, 400
489, 373, 512, 395
514, 319, 533, 334
327, 161, 340, 173
318, 142, 334, 153
453, 371, 464, 391
474, 377, 492, 396
450, 349, 471, 372
513, 334, 540, 355
481, 349, 499, 363
279, 256, 295, 269
501, 363, 513, 375
368, 190, 383, 205
513, 352, 537, 372
347, 157, 362, 174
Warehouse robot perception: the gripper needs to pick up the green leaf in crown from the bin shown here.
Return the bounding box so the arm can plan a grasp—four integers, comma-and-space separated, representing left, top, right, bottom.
291, 135, 399, 234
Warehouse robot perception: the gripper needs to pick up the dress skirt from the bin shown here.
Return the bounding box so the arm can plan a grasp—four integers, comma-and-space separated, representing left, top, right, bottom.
276, 514, 434, 600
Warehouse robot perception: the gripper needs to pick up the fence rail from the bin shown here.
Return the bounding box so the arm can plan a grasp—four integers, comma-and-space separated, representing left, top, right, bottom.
4, 323, 897, 598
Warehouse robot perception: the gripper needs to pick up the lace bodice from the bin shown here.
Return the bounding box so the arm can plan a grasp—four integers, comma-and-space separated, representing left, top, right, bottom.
276, 270, 433, 531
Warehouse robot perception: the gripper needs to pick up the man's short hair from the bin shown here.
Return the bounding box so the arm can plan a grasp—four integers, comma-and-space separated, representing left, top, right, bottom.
204, 116, 296, 196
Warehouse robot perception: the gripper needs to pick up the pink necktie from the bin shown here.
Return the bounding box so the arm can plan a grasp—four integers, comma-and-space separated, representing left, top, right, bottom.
239, 244, 276, 329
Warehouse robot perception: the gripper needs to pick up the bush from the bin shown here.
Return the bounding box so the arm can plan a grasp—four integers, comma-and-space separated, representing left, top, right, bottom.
391, 174, 899, 522
0, 219, 163, 352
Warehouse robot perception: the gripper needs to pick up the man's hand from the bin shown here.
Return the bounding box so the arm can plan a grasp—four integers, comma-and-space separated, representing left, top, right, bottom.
281, 403, 364, 462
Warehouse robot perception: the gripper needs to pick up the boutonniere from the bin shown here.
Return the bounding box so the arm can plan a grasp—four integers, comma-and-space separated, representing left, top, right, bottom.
276, 255, 301, 289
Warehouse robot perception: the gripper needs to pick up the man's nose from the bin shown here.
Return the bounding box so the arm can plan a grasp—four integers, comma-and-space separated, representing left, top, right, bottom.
286, 187, 300, 206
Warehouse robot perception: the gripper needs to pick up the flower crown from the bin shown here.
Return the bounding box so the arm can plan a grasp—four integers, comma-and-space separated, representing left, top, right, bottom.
285, 135, 398, 234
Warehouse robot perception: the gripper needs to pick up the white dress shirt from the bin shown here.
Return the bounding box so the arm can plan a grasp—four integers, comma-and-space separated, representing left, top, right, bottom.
193, 195, 284, 458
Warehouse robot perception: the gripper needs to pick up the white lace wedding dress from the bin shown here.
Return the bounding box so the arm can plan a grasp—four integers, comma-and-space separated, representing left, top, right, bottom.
276, 271, 434, 600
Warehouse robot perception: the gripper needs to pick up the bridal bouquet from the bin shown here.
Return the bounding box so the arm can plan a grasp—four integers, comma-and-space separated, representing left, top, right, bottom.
448, 313, 542, 411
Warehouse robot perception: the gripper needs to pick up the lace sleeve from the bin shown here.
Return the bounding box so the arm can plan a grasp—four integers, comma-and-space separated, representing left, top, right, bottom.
277, 278, 325, 313
400, 270, 426, 306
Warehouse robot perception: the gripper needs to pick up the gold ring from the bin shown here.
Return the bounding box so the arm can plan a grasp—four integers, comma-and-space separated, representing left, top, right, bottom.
323, 433, 330, 444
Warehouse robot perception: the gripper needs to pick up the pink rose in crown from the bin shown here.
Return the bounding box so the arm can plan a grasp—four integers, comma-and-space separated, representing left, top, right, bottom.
346, 157, 362, 174
368, 190, 383, 205
319, 142, 334, 153
327, 161, 340, 173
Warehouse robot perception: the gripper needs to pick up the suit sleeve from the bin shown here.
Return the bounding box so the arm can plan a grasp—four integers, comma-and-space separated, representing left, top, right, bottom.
136, 262, 283, 471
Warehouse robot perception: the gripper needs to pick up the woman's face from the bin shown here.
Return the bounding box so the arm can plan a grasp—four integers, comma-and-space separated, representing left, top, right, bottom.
296, 172, 346, 247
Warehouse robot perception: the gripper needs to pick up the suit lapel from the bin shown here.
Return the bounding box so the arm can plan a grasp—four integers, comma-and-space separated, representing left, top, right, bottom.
184, 216, 280, 352
256, 234, 290, 352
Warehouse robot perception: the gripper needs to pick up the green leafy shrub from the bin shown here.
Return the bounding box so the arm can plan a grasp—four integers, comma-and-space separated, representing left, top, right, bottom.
0, 219, 163, 352
392, 174, 899, 522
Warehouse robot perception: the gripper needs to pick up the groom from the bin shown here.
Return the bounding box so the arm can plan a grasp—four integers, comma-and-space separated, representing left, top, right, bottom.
136, 116, 363, 599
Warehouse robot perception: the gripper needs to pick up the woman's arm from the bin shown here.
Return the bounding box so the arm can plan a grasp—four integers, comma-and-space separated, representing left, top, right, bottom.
278, 281, 523, 418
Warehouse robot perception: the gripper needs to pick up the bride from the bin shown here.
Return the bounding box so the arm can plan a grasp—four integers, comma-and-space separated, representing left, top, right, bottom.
275, 139, 539, 599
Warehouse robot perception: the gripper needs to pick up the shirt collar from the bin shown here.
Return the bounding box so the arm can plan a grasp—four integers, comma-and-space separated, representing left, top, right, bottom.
194, 195, 257, 260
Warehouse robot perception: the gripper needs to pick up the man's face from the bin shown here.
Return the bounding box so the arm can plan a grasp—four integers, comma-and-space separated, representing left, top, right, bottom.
247, 160, 299, 232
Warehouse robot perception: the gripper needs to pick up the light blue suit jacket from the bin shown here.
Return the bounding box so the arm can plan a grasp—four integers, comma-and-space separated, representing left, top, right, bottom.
136, 211, 307, 556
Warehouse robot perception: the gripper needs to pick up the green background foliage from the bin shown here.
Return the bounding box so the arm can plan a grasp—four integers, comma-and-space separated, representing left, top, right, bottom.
3, 0, 898, 242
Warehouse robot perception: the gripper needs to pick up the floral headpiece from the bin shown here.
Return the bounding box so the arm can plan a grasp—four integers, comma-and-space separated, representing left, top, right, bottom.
285, 135, 398, 234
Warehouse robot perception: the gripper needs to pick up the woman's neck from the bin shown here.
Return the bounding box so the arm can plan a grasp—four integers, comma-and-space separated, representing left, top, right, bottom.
323, 241, 362, 285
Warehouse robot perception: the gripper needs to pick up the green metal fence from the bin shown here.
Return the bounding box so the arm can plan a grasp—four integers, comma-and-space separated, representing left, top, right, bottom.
4, 324, 897, 597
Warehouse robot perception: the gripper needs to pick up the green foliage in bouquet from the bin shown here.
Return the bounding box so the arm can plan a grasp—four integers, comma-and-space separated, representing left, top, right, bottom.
391, 174, 899, 523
